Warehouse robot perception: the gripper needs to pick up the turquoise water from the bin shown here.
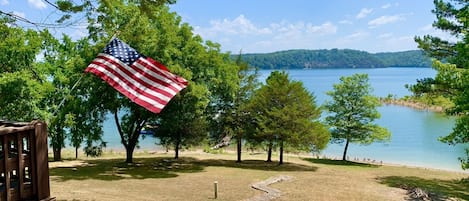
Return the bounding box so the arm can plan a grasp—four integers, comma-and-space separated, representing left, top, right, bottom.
259, 68, 465, 171
101, 67, 467, 171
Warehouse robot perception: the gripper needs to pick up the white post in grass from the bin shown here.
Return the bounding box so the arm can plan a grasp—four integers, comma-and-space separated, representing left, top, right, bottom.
214, 181, 218, 199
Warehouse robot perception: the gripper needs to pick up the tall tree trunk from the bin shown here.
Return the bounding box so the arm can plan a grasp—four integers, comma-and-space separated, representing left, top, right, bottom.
266, 141, 273, 162
279, 140, 284, 165
53, 146, 61, 161
114, 110, 145, 164
342, 138, 350, 161
75, 146, 78, 159
126, 145, 135, 163
52, 126, 63, 161
236, 136, 242, 163
175, 140, 180, 159
174, 133, 181, 159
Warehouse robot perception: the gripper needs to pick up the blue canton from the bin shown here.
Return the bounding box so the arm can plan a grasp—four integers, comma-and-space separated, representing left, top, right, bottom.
103, 38, 142, 66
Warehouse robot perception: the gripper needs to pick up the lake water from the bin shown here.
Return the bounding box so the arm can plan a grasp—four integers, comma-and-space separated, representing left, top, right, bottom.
102, 67, 467, 172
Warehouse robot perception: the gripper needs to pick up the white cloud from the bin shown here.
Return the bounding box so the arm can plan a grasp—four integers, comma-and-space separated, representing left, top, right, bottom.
28, 0, 46, 9
418, 24, 458, 43
12, 11, 25, 19
381, 3, 391, 9
330, 31, 371, 50
356, 8, 373, 19
339, 20, 353, 25
377, 33, 393, 39
306, 22, 337, 35
368, 15, 405, 27
379, 36, 416, 51
196, 15, 337, 41
344, 31, 369, 40
0, 0, 9, 5
199, 15, 271, 37
194, 15, 340, 53
419, 24, 433, 32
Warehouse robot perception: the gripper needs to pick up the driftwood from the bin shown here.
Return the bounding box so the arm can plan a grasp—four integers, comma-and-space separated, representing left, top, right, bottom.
244, 175, 293, 201
407, 187, 430, 200
212, 135, 231, 149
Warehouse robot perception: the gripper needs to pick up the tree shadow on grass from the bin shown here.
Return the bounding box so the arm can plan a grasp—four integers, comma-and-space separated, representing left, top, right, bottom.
378, 176, 469, 200
194, 159, 317, 172
49, 157, 203, 182
303, 158, 380, 168
50, 157, 317, 182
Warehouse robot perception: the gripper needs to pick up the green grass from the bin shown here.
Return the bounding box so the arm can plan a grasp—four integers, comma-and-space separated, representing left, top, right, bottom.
379, 176, 469, 200
49, 151, 469, 201
50, 156, 316, 182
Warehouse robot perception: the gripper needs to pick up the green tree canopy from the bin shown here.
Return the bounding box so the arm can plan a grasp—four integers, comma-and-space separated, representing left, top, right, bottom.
209, 53, 260, 163
248, 71, 330, 165
414, 0, 469, 169
324, 73, 390, 161
0, 17, 48, 121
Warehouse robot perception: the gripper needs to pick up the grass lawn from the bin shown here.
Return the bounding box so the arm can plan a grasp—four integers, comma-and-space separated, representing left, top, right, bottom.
49, 150, 469, 201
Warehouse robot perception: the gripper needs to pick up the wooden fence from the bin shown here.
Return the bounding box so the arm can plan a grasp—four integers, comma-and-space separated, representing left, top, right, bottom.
0, 120, 52, 201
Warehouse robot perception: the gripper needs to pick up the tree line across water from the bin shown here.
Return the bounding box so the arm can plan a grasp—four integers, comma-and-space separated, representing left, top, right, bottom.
233, 49, 432, 69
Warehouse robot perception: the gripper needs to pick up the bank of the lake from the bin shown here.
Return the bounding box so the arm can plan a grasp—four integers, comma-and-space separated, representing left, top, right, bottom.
99, 67, 467, 172
380, 98, 446, 113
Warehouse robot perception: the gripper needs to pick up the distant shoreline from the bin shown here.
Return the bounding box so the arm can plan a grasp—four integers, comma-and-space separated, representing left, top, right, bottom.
380, 98, 444, 113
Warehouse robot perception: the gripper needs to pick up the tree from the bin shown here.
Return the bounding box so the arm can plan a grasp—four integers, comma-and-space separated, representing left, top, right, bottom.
324, 74, 390, 161
230, 54, 260, 163
155, 86, 209, 159
0, 17, 48, 121
248, 71, 330, 165
84, 1, 238, 162
209, 53, 260, 163
414, 0, 469, 169
39, 31, 107, 161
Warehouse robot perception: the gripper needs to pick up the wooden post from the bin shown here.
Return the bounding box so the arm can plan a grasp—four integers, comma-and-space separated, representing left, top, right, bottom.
214, 181, 218, 199
35, 122, 50, 200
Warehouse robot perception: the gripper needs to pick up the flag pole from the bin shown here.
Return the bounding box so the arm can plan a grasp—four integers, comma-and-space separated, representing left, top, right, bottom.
51, 31, 120, 117
52, 74, 84, 117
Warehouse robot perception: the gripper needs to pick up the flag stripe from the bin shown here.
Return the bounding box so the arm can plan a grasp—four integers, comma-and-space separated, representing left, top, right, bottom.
136, 58, 188, 89
85, 38, 188, 113
94, 54, 180, 97
87, 56, 174, 102
86, 61, 170, 105
85, 66, 166, 113
141, 58, 188, 88
86, 61, 176, 112
132, 59, 184, 92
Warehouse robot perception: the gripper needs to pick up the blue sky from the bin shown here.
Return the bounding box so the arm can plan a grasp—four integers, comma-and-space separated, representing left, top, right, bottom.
1, 0, 447, 53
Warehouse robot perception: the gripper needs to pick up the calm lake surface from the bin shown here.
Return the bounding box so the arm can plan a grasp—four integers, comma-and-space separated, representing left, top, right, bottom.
103, 67, 467, 172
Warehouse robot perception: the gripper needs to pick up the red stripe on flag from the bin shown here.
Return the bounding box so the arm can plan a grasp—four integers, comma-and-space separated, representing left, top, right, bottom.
143, 57, 189, 88
85, 67, 166, 113
85, 55, 187, 113
94, 55, 177, 98
84, 38, 188, 114
88, 57, 172, 104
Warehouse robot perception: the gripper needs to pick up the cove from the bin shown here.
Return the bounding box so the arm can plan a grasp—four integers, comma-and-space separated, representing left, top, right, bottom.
259, 67, 465, 172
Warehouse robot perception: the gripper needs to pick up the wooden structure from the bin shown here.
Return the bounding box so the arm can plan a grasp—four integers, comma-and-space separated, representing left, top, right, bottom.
0, 120, 51, 201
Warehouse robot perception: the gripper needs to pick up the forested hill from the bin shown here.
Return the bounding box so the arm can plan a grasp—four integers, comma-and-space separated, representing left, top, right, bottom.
234, 49, 431, 69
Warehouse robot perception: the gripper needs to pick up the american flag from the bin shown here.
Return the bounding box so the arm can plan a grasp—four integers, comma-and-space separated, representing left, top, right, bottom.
85, 38, 188, 113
